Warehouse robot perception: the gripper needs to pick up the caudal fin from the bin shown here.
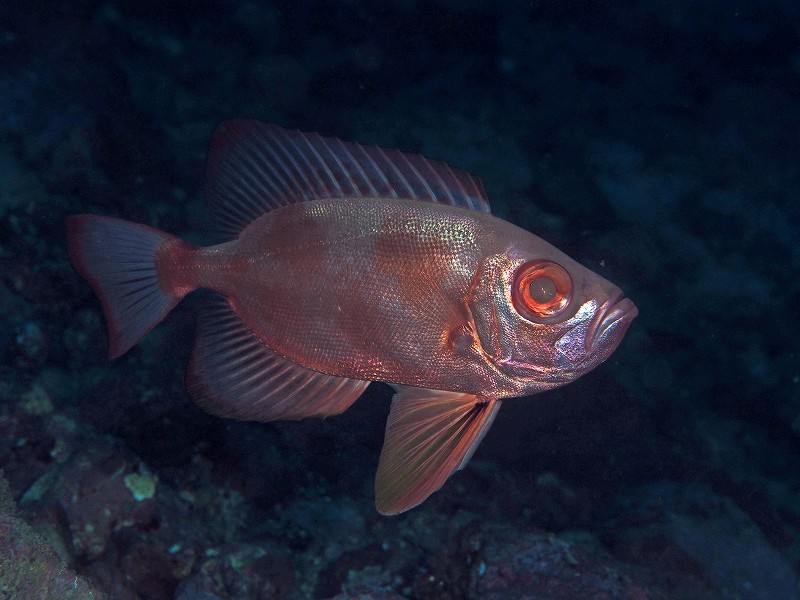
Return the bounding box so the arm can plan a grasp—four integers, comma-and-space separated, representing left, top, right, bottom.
66, 214, 189, 358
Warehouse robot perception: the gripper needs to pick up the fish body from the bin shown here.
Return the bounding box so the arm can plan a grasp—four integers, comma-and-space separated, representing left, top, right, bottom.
67, 120, 638, 514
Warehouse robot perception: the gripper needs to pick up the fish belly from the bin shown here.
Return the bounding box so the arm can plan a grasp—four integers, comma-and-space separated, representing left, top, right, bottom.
197, 197, 490, 390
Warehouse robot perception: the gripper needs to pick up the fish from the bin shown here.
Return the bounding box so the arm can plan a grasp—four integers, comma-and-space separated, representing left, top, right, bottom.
66, 120, 638, 515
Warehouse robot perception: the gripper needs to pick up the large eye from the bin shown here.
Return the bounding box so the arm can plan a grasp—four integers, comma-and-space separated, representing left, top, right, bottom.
511, 261, 573, 322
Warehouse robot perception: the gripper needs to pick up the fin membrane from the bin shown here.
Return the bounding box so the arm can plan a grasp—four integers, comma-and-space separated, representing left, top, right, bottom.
206, 120, 491, 237
375, 386, 501, 515
66, 215, 183, 358
187, 297, 369, 421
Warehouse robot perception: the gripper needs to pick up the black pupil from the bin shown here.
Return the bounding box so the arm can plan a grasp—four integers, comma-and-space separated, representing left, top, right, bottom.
529, 276, 557, 303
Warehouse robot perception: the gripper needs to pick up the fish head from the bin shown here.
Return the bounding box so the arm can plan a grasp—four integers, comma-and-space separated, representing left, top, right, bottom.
470, 229, 638, 396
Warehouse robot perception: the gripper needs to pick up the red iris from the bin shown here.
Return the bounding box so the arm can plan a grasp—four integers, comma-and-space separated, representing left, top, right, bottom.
512, 261, 573, 322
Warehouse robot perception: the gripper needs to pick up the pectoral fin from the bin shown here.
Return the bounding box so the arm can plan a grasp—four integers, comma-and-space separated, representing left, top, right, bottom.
375, 386, 501, 515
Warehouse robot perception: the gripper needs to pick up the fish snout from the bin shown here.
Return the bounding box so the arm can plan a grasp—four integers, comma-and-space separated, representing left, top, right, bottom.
585, 293, 638, 359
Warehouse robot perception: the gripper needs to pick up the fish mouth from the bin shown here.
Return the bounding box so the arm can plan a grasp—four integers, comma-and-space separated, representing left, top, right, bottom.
585, 293, 638, 356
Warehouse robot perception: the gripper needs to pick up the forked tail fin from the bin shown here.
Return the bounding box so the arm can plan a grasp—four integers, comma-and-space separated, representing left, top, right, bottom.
66, 214, 193, 358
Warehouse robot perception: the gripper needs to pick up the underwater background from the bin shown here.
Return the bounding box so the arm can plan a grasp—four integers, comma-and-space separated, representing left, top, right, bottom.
1, 1, 799, 598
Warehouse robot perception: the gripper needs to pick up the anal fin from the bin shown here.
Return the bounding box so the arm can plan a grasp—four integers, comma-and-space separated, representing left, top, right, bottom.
375, 386, 501, 515
187, 297, 369, 421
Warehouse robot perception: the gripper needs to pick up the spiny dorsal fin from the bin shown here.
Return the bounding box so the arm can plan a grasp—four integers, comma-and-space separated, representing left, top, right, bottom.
206, 120, 490, 237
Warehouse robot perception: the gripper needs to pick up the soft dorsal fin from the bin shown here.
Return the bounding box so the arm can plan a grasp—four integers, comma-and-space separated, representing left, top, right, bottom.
206, 120, 491, 237
375, 386, 501, 515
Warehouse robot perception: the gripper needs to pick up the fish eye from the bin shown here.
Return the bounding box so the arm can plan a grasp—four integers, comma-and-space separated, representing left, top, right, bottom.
512, 261, 573, 322
529, 276, 557, 303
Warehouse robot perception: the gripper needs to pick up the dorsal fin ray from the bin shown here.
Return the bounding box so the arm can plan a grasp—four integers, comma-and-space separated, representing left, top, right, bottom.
206, 120, 491, 238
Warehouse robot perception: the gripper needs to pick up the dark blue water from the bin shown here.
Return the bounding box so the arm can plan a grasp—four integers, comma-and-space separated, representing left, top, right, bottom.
0, 2, 798, 598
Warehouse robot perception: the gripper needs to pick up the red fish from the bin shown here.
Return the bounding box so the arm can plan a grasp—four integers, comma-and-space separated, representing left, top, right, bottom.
66, 120, 637, 514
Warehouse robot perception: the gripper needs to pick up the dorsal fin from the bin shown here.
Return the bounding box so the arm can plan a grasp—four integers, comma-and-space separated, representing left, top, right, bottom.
206, 120, 491, 237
